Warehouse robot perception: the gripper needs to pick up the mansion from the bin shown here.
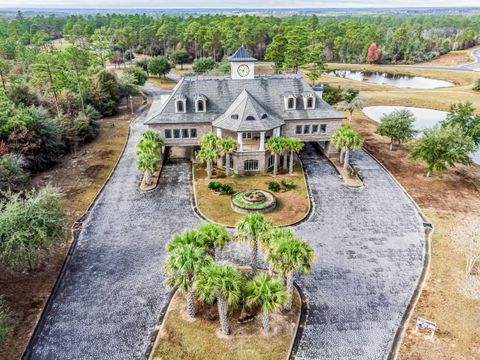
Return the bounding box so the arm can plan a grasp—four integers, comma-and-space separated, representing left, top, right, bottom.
146, 46, 345, 174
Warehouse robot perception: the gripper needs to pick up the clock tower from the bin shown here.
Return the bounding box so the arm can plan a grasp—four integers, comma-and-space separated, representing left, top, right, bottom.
228, 45, 256, 80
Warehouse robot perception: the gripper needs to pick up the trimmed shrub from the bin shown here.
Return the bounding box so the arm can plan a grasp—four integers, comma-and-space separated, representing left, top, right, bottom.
268, 181, 281, 192
281, 179, 296, 190
0, 186, 65, 270
220, 184, 234, 195
0, 154, 30, 194
208, 181, 222, 192
192, 57, 215, 73
124, 66, 148, 85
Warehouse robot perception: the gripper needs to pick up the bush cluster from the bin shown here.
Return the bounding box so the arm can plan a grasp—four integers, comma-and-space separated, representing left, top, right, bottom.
208, 181, 234, 195
0, 186, 65, 270
268, 179, 296, 192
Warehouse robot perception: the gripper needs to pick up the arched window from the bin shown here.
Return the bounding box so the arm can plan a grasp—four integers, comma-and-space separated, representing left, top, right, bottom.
194, 94, 207, 112
176, 100, 184, 113
197, 100, 204, 112
246, 115, 255, 121
287, 97, 295, 109
261, 113, 268, 119
307, 97, 314, 108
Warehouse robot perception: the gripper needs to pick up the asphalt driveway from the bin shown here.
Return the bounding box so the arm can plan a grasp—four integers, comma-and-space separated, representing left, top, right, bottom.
26, 85, 425, 360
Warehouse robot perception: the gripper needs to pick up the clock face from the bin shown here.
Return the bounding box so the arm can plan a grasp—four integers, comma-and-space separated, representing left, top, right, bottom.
237, 64, 250, 77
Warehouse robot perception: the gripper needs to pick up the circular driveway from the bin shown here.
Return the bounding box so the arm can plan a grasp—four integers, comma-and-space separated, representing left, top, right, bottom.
25, 84, 425, 360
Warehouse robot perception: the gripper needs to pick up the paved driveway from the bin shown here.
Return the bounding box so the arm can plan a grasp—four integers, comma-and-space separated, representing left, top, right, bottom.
26, 85, 425, 360
294, 144, 425, 359
26, 85, 202, 360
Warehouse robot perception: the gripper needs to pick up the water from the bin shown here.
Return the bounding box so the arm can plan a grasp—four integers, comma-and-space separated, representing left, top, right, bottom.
328, 70, 453, 89
363, 106, 480, 164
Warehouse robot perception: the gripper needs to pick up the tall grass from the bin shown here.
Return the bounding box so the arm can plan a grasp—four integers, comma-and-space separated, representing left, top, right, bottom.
0, 186, 65, 270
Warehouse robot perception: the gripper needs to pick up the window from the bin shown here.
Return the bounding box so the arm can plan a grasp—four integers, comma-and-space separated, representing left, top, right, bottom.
246, 115, 255, 121
182, 128, 189, 138
287, 97, 295, 109
176, 100, 185, 113
165, 129, 172, 139
295, 125, 302, 134
267, 155, 275, 168
244, 159, 258, 171
222, 156, 234, 169
173, 129, 180, 138
320, 124, 327, 134
190, 128, 197, 138
312, 124, 318, 133
242, 132, 253, 139
306, 97, 314, 109
303, 125, 310, 134
196, 100, 204, 112
261, 113, 268, 119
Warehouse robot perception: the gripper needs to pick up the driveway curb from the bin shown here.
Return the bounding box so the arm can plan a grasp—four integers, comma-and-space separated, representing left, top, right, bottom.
22, 102, 149, 360
362, 147, 433, 360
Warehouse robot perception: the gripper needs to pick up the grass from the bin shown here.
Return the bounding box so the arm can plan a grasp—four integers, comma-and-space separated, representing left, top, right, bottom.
152, 288, 300, 360
193, 163, 309, 227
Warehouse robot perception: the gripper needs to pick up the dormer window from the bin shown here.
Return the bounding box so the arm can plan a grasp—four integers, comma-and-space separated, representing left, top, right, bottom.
302, 92, 316, 109
246, 115, 255, 121
174, 94, 186, 113
194, 94, 207, 113
261, 113, 268, 119
283, 92, 297, 110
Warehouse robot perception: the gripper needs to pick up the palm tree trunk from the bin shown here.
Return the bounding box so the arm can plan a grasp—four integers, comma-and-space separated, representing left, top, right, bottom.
343, 150, 350, 169
144, 170, 152, 185
390, 142, 393, 151
226, 153, 231, 176
207, 160, 212, 179
283, 152, 288, 169
273, 154, 278, 176
349, 111, 353, 123
186, 289, 196, 318
284, 272, 294, 312
426, 170, 432, 177
217, 293, 230, 335
251, 239, 258, 275
262, 310, 270, 332
289, 151, 294, 175
339, 148, 345, 163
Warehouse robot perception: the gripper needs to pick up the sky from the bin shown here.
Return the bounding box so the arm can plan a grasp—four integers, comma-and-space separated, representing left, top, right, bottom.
2, 0, 479, 9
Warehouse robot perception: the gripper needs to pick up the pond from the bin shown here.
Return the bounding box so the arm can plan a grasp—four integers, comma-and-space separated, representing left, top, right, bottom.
363, 106, 480, 164
327, 70, 453, 89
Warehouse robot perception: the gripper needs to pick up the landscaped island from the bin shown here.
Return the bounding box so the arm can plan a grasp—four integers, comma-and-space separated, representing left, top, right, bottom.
193, 163, 309, 226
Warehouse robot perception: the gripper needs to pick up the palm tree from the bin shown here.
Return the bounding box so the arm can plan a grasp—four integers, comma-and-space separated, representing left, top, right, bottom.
141, 129, 163, 146
331, 126, 363, 169
339, 95, 365, 124
165, 243, 212, 318
218, 137, 237, 176
267, 235, 315, 312
245, 272, 287, 332
200, 131, 219, 148
167, 229, 207, 253
235, 213, 272, 275
265, 136, 285, 176
195, 262, 244, 335
196, 222, 230, 259
136, 151, 157, 185
285, 137, 304, 175
197, 145, 218, 179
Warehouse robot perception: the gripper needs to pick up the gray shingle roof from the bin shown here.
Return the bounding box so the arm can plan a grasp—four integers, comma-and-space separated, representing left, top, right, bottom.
145, 74, 345, 126
228, 45, 257, 62
212, 90, 284, 132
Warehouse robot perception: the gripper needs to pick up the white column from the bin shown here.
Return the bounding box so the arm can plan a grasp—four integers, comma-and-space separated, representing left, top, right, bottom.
237, 132, 243, 152
273, 127, 280, 137
216, 128, 222, 138
259, 132, 265, 151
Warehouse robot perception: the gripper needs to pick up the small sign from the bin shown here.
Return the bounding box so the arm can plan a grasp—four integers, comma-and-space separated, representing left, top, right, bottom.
415, 317, 436, 338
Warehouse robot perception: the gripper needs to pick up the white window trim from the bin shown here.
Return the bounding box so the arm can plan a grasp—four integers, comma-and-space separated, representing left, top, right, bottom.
195, 99, 206, 112
284, 96, 297, 110
304, 95, 316, 109
175, 100, 186, 113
